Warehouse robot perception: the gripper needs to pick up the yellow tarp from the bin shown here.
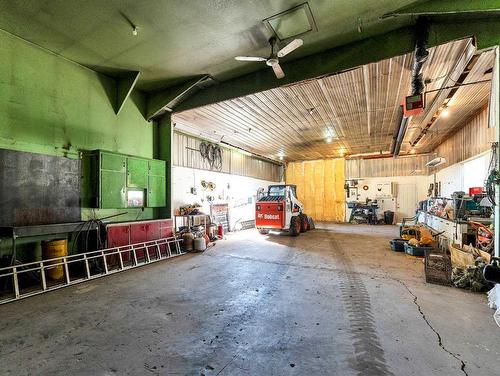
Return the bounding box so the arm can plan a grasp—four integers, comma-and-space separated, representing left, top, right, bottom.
286, 159, 345, 222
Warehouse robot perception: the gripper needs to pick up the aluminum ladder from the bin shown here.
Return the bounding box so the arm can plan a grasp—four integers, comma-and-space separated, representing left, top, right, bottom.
0, 236, 184, 305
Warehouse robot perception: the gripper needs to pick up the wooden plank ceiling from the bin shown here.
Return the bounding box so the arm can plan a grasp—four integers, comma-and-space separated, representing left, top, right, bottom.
173, 38, 492, 162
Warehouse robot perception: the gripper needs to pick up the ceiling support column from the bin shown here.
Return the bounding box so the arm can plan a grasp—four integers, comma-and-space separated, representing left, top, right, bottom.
153, 113, 173, 219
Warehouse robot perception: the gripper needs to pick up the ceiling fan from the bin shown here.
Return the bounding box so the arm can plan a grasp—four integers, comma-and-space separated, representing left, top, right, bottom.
234, 37, 303, 79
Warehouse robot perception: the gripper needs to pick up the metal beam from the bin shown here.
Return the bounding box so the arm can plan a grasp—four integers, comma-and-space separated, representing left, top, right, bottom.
145, 16, 500, 115
159, 25, 418, 113
383, 0, 500, 17
147, 75, 215, 120
115, 71, 141, 115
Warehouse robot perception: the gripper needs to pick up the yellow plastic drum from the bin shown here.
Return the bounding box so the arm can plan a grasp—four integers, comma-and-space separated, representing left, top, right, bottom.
41, 239, 68, 280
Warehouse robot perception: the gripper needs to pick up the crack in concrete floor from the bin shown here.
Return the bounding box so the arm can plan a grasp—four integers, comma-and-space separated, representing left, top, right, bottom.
397, 279, 469, 376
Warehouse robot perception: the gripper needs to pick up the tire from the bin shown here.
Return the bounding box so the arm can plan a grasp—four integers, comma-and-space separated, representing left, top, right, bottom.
308, 216, 315, 230
300, 214, 308, 232
290, 216, 301, 237
258, 228, 270, 235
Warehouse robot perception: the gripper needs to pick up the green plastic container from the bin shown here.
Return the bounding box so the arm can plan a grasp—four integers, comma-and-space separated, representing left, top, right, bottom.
404, 242, 433, 257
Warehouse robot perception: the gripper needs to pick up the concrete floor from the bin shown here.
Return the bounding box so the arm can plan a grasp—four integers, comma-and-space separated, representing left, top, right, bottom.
0, 224, 498, 376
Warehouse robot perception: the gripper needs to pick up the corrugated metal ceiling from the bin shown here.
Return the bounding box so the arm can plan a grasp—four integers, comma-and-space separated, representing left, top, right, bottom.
173, 38, 491, 161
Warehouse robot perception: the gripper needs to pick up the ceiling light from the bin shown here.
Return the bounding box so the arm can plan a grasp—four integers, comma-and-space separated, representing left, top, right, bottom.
410, 148, 416, 154
326, 137, 332, 143
279, 155, 284, 161
132, 26, 138, 36
441, 107, 449, 117
426, 157, 446, 167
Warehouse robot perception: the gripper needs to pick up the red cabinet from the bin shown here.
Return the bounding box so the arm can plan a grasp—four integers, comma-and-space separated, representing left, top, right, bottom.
106, 219, 174, 264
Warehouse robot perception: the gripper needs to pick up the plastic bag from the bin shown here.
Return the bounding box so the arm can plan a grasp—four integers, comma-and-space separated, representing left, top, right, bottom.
487, 284, 497, 309
488, 285, 500, 328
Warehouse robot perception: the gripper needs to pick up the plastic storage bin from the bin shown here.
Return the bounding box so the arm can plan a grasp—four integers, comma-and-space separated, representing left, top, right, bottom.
389, 238, 408, 252
404, 242, 433, 257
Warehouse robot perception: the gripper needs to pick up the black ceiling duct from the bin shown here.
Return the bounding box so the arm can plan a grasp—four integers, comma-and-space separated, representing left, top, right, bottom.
391, 18, 429, 157
411, 17, 430, 96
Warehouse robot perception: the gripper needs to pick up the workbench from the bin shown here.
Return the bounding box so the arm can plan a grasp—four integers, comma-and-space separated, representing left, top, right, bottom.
173, 214, 209, 232
416, 210, 492, 246
0, 222, 99, 265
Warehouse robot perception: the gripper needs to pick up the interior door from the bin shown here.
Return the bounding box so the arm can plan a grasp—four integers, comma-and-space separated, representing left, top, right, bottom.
395, 183, 418, 223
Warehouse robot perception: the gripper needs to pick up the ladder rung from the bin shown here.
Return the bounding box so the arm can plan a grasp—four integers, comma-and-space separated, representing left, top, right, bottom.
0, 237, 185, 305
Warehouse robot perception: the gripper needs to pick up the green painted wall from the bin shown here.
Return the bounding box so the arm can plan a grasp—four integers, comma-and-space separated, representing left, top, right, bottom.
153, 114, 173, 219
0, 30, 156, 224
0, 31, 162, 258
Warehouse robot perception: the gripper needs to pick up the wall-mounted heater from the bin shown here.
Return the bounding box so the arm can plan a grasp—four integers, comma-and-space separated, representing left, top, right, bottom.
426, 157, 446, 167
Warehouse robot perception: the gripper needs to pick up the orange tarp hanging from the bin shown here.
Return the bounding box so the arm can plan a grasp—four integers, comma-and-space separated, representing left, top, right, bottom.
286, 159, 345, 222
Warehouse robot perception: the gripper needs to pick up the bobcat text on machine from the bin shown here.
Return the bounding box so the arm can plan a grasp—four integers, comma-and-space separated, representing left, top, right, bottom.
255, 184, 313, 236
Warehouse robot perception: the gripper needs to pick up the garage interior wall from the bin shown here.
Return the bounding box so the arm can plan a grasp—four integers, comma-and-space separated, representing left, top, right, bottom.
286, 159, 345, 222
344, 105, 496, 221
172, 166, 281, 230
172, 131, 282, 182
172, 131, 283, 228
0, 30, 162, 259
432, 107, 495, 171
0, 30, 158, 222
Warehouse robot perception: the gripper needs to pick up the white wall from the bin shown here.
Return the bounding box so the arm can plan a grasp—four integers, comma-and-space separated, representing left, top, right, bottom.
434, 151, 491, 197
172, 166, 281, 229
346, 152, 493, 223
345, 175, 430, 223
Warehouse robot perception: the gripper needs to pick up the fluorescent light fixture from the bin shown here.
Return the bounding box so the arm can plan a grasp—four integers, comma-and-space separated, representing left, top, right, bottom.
426, 157, 446, 167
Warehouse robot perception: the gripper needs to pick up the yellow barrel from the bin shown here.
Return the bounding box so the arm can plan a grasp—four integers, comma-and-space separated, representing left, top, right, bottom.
41, 239, 68, 280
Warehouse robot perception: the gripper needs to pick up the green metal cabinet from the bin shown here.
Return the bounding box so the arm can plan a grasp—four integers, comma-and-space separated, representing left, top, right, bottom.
147, 160, 166, 207
127, 158, 148, 188
84, 151, 166, 209
100, 152, 127, 209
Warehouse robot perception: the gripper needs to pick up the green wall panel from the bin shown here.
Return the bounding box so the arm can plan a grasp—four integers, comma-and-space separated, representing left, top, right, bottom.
0, 31, 152, 160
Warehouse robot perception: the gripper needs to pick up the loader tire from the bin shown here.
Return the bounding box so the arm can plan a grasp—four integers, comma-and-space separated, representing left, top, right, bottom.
290, 216, 301, 237
300, 214, 308, 232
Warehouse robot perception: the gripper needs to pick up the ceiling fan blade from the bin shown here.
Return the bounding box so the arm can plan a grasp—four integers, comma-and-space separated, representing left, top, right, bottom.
234, 56, 267, 62
277, 38, 303, 58
272, 63, 285, 79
